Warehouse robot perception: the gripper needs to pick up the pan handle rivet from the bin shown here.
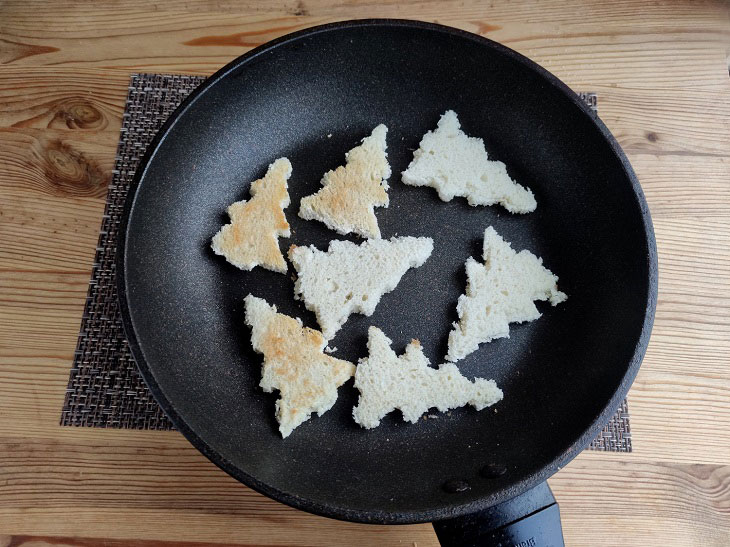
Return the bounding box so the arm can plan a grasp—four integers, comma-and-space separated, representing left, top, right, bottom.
442, 479, 470, 493
479, 464, 507, 478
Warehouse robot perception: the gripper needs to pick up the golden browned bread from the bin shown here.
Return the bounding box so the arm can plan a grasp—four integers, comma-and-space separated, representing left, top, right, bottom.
244, 294, 355, 438
211, 158, 292, 273
299, 125, 390, 239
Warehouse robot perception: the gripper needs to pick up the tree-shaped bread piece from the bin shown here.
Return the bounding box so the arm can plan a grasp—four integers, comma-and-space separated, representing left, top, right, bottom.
211, 158, 292, 273
446, 226, 567, 362
244, 295, 355, 438
353, 326, 503, 429
402, 111, 536, 213
299, 125, 391, 239
288, 236, 433, 340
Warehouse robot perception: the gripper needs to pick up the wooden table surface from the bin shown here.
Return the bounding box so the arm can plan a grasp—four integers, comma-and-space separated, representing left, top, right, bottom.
1, 0, 729, 545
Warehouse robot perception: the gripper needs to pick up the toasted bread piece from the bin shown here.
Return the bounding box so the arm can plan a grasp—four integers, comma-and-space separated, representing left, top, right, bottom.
352, 326, 503, 429
211, 158, 292, 273
402, 111, 536, 213
299, 125, 391, 238
446, 226, 567, 362
244, 295, 355, 438
288, 236, 433, 340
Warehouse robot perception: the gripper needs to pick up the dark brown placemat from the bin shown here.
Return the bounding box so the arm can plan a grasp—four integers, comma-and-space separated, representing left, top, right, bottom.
61, 74, 631, 452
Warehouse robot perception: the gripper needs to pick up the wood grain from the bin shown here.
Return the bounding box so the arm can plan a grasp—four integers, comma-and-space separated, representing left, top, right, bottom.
0, 435, 728, 545
1, 0, 729, 545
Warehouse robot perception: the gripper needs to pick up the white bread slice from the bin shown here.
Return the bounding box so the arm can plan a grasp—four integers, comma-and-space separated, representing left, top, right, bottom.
299, 125, 391, 238
402, 111, 537, 213
353, 326, 503, 428
244, 295, 355, 438
288, 236, 433, 340
211, 158, 292, 273
446, 226, 567, 362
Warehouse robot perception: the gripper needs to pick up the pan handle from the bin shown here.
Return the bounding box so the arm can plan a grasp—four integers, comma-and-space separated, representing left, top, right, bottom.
432, 482, 564, 547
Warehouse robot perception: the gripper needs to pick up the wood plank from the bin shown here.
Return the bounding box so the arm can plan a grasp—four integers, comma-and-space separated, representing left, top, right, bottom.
0, 68, 128, 130
1, 0, 726, 25
3, 72, 729, 162
0, 535, 344, 547
0, 5, 726, 92
1, 84, 728, 272
3, 219, 730, 464
0, 433, 440, 545
0, 435, 727, 545
0, 128, 117, 198
0, 128, 114, 270
632, 155, 730, 218
555, 456, 730, 546
601, 89, 730, 157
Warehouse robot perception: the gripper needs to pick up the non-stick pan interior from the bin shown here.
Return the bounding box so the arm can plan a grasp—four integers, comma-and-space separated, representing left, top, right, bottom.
121, 21, 654, 523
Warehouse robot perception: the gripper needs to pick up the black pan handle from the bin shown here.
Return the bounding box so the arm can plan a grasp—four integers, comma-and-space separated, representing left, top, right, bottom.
433, 482, 564, 547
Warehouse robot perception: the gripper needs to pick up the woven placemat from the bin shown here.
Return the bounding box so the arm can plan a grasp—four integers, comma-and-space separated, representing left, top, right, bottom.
61, 74, 631, 452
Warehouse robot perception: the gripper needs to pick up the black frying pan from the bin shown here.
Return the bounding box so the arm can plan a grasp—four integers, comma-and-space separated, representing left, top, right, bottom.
118, 20, 657, 545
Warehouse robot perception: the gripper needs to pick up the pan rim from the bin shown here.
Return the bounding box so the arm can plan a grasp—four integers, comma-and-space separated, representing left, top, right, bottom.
117, 18, 658, 524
